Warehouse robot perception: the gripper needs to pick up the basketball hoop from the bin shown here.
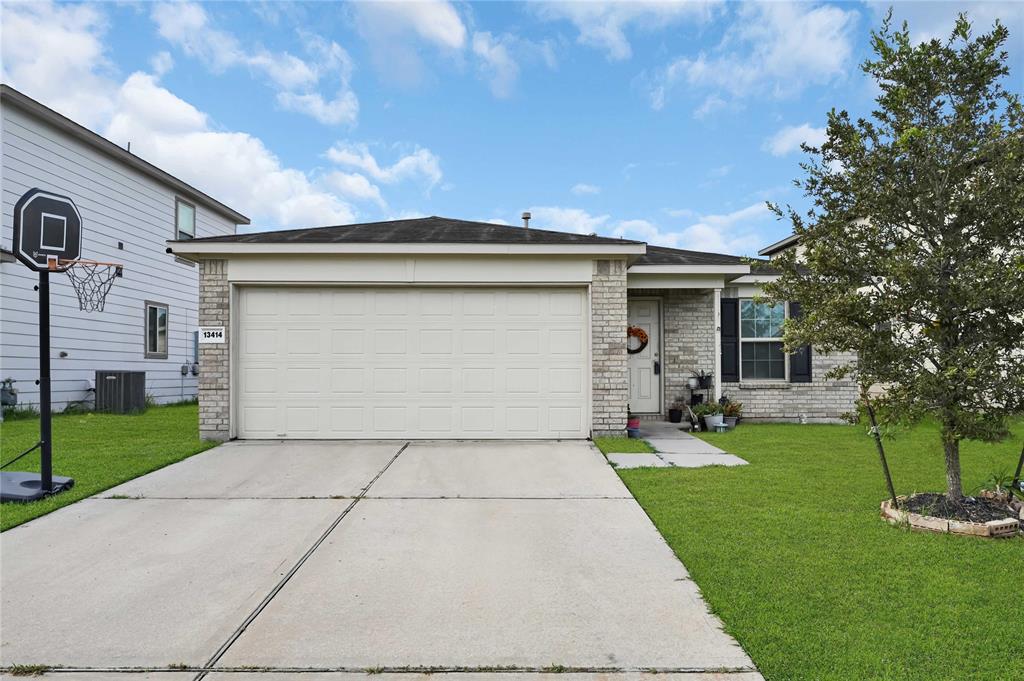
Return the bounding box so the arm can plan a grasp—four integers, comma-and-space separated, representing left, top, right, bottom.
55, 258, 123, 312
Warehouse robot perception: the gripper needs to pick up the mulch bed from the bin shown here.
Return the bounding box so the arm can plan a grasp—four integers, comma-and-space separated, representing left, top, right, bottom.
903, 493, 1018, 523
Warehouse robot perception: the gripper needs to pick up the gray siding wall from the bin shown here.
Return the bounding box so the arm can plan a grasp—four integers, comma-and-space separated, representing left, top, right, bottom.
0, 104, 237, 411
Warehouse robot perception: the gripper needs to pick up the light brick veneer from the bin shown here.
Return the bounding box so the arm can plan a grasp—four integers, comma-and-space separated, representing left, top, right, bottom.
628, 289, 858, 422
721, 350, 859, 422
198, 259, 230, 441
591, 259, 629, 436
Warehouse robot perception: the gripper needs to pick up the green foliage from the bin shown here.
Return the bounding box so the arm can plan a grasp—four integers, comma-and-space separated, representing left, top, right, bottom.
1, 405, 40, 421
619, 420, 1023, 680
0, 403, 217, 531
593, 436, 655, 454
763, 13, 1024, 497
691, 402, 722, 417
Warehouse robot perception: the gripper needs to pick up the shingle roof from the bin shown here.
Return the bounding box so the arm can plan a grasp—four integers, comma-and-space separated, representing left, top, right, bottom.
633, 245, 780, 274
182, 216, 644, 246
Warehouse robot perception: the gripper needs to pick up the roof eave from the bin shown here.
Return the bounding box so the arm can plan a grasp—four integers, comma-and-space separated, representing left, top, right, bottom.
757, 234, 799, 256
1, 84, 250, 226
166, 241, 648, 257
627, 264, 751, 275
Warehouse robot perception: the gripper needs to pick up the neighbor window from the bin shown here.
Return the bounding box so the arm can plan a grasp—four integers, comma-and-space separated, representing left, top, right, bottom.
175, 198, 195, 239
145, 301, 169, 359
739, 300, 786, 380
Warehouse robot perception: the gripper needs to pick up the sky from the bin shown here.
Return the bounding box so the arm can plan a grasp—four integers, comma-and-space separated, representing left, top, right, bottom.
2, 1, 1022, 256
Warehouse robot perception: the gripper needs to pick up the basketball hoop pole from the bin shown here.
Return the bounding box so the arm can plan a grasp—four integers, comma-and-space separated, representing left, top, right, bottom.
38, 268, 53, 492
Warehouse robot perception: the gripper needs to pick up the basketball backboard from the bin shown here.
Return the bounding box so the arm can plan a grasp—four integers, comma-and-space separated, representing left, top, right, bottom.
12, 188, 82, 272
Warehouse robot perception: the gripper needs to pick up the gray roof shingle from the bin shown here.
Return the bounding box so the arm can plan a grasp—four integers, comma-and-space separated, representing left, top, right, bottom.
179, 216, 643, 246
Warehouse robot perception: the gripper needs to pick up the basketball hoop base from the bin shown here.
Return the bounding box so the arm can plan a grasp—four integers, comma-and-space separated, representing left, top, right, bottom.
0, 471, 74, 503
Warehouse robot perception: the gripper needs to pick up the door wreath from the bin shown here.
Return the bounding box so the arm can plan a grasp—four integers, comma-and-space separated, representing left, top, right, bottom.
626, 326, 649, 354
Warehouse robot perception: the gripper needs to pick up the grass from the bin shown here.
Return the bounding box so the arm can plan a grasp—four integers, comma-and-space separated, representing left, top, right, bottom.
618, 419, 1023, 681
593, 436, 655, 454
1, 403, 218, 531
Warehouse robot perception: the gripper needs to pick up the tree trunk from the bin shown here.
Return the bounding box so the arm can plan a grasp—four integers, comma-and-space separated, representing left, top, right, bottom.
942, 434, 964, 500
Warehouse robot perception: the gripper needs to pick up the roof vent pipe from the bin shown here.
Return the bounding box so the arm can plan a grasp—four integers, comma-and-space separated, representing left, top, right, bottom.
521, 211, 531, 228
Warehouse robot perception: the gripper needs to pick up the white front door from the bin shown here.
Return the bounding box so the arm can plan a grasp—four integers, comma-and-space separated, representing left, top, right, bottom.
627, 299, 661, 414
234, 286, 589, 439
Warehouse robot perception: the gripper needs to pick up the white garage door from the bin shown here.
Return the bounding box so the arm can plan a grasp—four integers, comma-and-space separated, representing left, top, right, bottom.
235, 287, 589, 439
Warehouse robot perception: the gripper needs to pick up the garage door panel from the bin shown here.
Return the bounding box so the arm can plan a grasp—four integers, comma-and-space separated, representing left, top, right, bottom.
237, 287, 589, 439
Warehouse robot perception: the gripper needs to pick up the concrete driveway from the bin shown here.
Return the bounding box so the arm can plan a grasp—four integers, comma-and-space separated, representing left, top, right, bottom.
1, 440, 759, 680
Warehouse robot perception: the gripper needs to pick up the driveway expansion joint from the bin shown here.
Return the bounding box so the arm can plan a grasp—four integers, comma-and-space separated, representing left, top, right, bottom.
191, 441, 411, 681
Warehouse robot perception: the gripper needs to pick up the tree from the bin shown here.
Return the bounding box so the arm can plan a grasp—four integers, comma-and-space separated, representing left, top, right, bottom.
764, 13, 1024, 501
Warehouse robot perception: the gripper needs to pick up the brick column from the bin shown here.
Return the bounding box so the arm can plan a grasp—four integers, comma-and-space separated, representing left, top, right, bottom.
198, 259, 230, 441
590, 259, 628, 437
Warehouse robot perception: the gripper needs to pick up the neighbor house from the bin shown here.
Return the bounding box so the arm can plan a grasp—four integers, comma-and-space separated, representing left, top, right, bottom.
0, 85, 249, 411
168, 217, 858, 441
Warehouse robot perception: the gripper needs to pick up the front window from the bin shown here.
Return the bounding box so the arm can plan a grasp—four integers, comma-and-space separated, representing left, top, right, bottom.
175, 199, 196, 239
740, 300, 785, 380
145, 302, 169, 359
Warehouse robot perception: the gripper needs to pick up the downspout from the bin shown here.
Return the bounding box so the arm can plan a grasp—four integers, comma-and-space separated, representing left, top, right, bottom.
713, 287, 722, 402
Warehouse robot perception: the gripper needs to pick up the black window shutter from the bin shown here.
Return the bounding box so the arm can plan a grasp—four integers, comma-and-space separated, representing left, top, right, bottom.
788, 301, 813, 383
720, 297, 739, 382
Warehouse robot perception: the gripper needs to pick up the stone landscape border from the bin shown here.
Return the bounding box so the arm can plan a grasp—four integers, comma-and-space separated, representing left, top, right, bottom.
880, 495, 1021, 538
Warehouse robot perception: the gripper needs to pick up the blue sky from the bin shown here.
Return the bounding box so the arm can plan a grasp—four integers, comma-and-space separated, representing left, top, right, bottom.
2, 1, 1021, 255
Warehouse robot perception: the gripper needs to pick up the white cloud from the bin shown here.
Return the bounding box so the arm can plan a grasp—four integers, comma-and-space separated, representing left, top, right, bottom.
151, 2, 357, 125
472, 32, 520, 99
763, 123, 827, 156
648, 2, 858, 112
526, 206, 610, 234
524, 203, 771, 255
323, 171, 386, 208
107, 73, 355, 229
0, 1, 117, 129
277, 90, 359, 126
675, 203, 770, 254
352, 0, 466, 86
327, 143, 442, 189
571, 183, 601, 196
870, 1, 1024, 55
150, 51, 174, 77
535, 1, 720, 61
708, 164, 732, 178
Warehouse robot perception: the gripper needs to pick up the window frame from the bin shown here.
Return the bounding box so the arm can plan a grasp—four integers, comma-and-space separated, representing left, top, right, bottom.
144, 300, 170, 360
738, 299, 787, 381
175, 198, 196, 240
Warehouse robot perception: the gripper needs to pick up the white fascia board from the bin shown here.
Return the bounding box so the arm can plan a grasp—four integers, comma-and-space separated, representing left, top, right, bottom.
167, 241, 647, 257
731, 274, 781, 284
627, 264, 750, 275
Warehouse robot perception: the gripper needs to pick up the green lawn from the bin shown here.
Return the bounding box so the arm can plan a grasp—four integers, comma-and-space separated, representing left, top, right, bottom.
593, 436, 655, 454
618, 420, 1023, 681
1, 403, 217, 531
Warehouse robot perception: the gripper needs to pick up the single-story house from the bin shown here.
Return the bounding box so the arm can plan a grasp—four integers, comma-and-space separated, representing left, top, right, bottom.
168, 217, 857, 441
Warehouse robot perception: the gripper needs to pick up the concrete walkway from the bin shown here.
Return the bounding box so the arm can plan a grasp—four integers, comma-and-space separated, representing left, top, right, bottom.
1, 440, 760, 680
607, 422, 749, 469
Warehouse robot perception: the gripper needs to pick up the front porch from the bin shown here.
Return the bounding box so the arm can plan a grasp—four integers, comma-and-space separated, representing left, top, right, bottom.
626, 287, 720, 419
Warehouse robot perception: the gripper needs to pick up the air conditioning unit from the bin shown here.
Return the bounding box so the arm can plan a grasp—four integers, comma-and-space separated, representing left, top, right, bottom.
95, 371, 146, 413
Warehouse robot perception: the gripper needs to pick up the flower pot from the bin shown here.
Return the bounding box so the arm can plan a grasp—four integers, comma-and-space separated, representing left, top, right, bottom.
668, 408, 683, 423
626, 427, 641, 439
724, 416, 738, 429
697, 376, 712, 389
687, 377, 700, 390
703, 414, 724, 429
627, 416, 641, 430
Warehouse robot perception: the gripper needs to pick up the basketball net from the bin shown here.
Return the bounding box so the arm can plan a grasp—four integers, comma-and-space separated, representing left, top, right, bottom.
50, 257, 123, 313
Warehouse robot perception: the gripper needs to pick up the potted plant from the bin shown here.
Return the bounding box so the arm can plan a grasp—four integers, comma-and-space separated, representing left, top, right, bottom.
692, 402, 724, 430
690, 369, 712, 390
722, 400, 743, 428
626, 406, 641, 438
668, 399, 684, 423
